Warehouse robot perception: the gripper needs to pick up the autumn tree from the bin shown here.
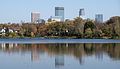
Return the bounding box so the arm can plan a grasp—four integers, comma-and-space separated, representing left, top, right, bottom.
73, 17, 85, 38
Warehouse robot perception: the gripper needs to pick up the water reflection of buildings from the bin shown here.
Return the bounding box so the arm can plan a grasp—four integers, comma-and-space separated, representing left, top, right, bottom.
94, 44, 104, 60
1, 43, 5, 48
0, 43, 18, 49
31, 45, 39, 62
0, 43, 41, 62
55, 54, 64, 68
0, 43, 120, 63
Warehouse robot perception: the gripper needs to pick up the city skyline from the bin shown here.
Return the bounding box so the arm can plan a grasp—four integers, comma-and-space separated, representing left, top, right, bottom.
0, 0, 120, 23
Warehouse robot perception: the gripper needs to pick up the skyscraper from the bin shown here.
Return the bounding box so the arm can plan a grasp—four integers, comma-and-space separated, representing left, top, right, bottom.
79, 8, 85, 17
31, 12, 40, 23
95, 14, 103, 23
55, 7, 64, 21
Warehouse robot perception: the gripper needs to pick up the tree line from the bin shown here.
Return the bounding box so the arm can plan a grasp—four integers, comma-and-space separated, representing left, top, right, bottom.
0, 16, 120, 39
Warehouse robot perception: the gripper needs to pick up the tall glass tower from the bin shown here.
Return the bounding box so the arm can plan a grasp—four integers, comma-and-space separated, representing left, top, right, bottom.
55, 7, 64, 21
95, 14, 103, 23
79, 8, 85, 17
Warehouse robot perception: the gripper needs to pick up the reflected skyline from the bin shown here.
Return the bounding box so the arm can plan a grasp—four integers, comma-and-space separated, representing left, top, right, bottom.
0, 43, 120, 63
0, 43, 120, 69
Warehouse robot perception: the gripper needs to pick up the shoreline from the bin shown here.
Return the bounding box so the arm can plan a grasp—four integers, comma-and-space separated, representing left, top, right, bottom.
0, 36, 118, 39
0, 38, 120, 44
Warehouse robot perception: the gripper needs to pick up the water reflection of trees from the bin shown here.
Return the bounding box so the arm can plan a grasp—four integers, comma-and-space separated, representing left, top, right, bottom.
0, 43, 120, 61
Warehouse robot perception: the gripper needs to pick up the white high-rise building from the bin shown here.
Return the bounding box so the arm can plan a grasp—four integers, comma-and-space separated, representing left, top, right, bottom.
31, 12, 40, 23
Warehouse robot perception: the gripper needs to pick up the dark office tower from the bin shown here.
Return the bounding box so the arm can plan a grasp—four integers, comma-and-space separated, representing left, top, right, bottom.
31, 12, 40, 23
95, 14, 103, 23
55, 7, 64, 21
79, 8, 85, 17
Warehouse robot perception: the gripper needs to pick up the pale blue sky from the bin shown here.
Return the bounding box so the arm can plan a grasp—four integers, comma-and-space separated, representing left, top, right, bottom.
0, 0, 120, 23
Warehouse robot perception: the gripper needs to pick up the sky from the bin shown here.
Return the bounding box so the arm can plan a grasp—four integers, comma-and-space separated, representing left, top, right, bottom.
0, 0, 120, 23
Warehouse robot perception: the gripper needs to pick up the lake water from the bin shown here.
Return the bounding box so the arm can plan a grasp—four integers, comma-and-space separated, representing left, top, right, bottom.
0, 39, 120, 69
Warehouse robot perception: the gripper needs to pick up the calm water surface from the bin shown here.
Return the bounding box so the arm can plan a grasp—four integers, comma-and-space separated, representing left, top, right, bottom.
0, 39, 120, 69
0, 38, 120, 43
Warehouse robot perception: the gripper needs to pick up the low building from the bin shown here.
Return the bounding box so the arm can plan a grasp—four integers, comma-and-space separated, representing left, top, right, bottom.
51, 16, 63, 22
37, 19, 45, 23
0, 28, 6, 36
9, 29, 14, 33
0, 27, 17, 36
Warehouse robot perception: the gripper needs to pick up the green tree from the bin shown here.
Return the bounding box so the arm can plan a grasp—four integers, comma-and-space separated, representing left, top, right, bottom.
84, 21, 95, 38
84, 28, 93, 38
